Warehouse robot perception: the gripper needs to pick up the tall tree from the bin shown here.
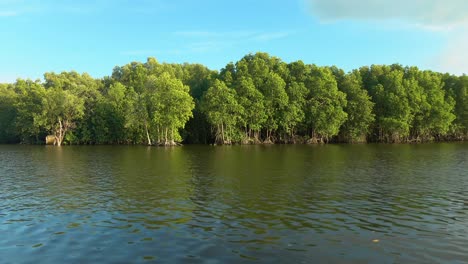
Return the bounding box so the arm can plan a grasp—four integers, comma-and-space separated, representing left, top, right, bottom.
305, 66, 347, 143
414, 71, 455, 140
338, 70, 375, 142
34, 88, 85, 146
124, 87, 151, 144
43, 71, 102, 144
258, 72, 288, 143
201, 80, 243, 144
181, 63, 216, 144
1, 53, 467, 145
148, 72, 195, 145
14, 79, 47, 143
0, 84, 19, 143
235, 77, 266, 143
364, 67, 412, 142
92, 82, 128, 144
443, 74, 468, 139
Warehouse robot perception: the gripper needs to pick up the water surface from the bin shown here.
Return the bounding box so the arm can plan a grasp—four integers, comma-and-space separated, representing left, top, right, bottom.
0, 144, 467, 263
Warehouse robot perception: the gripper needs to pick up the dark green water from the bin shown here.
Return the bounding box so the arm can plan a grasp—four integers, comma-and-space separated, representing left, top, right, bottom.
0, 144, 467, 263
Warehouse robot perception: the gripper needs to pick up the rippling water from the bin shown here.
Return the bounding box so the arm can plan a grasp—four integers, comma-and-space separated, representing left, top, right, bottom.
0, 144, 467, 263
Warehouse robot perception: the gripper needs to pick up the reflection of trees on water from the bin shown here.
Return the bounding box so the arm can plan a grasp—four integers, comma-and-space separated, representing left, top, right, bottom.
35, 146, 196, 228
39, 146, 112, 212
109, 146, 195, 228
2, 144, 467, 262
183, 145, 349, 250
17, 144, 468, 240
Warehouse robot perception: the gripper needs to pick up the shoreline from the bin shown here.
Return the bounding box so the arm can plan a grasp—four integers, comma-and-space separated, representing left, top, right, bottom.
4, 138, 466, 146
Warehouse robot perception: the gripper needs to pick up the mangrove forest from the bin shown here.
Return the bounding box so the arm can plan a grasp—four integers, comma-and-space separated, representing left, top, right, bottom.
0, 52, 467, 145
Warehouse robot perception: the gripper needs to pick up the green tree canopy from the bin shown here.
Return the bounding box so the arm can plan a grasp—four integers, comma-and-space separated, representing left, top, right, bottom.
202, 80, 243, 144
148, 72, 195, 145
338, 70, 375, 142
34, 88, 85, 146
305, 66, 347, 142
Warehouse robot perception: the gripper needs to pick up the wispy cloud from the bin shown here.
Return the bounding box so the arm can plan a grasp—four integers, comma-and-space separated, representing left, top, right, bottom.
53, 0, 171, 15
120, 50, 160, 56
187, 41, 225, 53
174, 30, 256, 39
174, 30, 291, 42
120, 31, 291, 58
253, 32, 290, 41
174, 31, 222, 37
120, 41, 227, 57
0, 0, 171, 17
121, 47, 190, 56
0, 0, 44, 17
0, 0, 22, 17
166, 30, 292, 55
0, 11, 17, 16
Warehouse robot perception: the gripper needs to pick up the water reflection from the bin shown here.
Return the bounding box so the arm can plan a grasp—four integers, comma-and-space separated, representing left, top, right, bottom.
0, 143, 467, 263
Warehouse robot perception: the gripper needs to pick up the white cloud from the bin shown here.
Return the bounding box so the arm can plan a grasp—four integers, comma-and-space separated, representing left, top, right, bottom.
307, 0, 468, 29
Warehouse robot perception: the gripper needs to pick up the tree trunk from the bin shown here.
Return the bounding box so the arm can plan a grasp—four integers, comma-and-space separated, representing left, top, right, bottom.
254, 131, 260, 143
307, 129, 318, 144
55, 119, 64, 146
157, 126, 160, 145
170, 128, 175, 145
221, 123, 225, 144
227, 126, 232, 144
216, 124, 221, 144
145, 122, 152, 146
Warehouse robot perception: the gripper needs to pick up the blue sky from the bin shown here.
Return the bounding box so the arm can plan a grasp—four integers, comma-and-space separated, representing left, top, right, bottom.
1, 0, 467, 82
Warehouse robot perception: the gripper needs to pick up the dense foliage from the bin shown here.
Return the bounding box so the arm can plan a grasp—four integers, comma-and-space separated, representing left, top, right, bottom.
0, 53, 466, 145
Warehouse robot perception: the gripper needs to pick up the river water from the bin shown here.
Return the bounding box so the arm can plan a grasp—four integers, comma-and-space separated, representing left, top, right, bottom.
0, 144, 467, 263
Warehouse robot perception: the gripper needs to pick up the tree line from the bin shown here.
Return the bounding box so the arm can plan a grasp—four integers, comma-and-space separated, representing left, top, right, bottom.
0, 52, 467, 145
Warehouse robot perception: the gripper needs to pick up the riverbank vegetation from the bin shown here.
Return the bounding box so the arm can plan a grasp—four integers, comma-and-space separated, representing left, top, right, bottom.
0, 53, 467, 145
